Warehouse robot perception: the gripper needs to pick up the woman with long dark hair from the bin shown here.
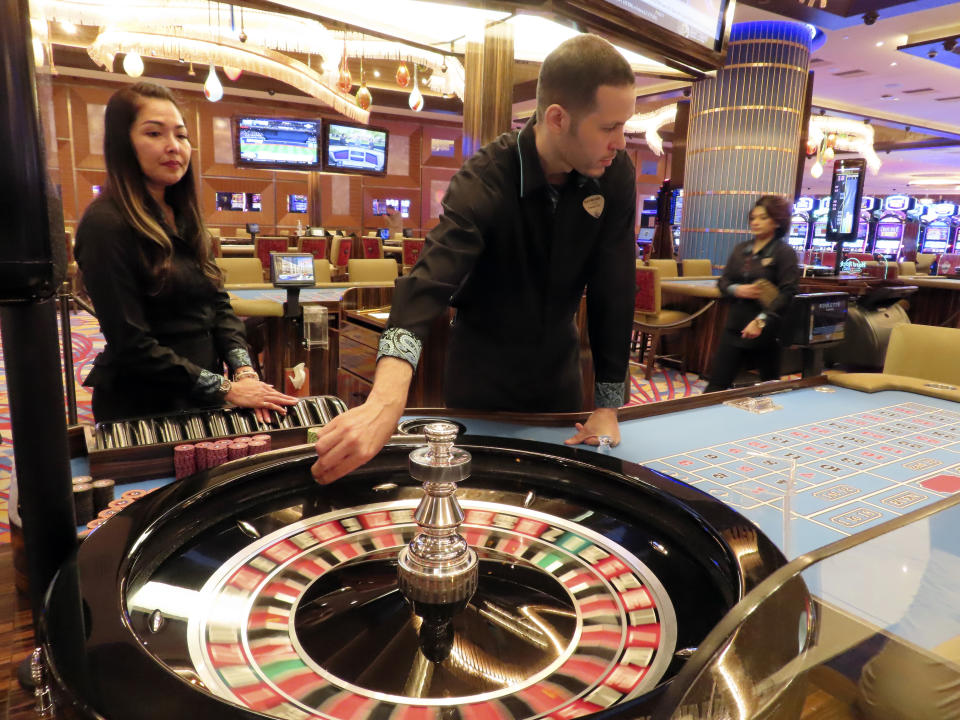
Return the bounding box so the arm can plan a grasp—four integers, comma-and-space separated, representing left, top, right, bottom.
75, 81, 296, 421
704, 195, 800, 392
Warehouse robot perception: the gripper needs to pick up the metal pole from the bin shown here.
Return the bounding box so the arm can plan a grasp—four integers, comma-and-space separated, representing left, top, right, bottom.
0, 301, 77, 627
0, 0, 78, 636
58, 282, 78, 425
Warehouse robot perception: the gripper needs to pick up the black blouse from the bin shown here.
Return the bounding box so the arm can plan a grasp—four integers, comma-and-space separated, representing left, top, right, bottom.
379, 117, 637, 412
76, 197, 250, 413
717, 236, 800, 346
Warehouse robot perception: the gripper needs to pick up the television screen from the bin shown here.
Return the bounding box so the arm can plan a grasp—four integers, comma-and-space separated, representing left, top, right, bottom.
92, 184, 102, 197
270, 252, 315, 287
288, 194, 308, 213
549, 0, 734, 72
637, 227, 655, 241
235, 117, 321, 170
827, 158, 867, 239
245, 193, 261, 212
324, 121, 388, 175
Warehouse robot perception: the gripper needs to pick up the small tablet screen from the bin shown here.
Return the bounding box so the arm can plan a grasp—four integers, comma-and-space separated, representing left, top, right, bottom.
270, 252, 315, 287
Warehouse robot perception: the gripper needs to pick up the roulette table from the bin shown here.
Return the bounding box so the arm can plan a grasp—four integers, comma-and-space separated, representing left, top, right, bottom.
42, 426, 799, 720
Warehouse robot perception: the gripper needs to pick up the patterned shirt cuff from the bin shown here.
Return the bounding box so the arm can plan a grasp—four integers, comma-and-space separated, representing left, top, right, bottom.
195, 368, 225, 402
377, 327, 422, 369
226, 347, 254, 370
594, 381, 626, 409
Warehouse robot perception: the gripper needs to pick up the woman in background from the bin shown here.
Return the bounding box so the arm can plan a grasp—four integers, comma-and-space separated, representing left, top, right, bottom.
76, 81, 296, 422
705, 195, 800, 392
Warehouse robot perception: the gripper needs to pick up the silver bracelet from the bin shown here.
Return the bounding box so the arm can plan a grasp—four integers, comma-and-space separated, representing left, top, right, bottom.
234, 370, 259, 381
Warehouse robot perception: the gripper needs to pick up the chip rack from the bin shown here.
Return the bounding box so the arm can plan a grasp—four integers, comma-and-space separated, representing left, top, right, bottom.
81, 395, 347, 482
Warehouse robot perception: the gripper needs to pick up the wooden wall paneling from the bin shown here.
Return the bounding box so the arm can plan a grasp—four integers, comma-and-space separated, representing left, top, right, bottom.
75, 170, 107, 218
56, 138, 78, 224
276, 178, 311, 230
318, 173, 362, 233
362, 186, 421, 233
69, 86, 112, 171
420, 167, 456, 233
202, 177, 276, 232
365, 119, 421, 185
421, 125, 462, 169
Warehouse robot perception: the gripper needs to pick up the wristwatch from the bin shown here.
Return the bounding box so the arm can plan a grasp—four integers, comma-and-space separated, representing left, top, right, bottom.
218, 375, 233, 397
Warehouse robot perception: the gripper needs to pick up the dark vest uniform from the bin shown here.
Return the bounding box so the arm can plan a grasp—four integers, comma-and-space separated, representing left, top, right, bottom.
387, 117, 636, 412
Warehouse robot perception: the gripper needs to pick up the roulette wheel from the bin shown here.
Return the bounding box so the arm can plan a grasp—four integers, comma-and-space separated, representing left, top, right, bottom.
43, 422, 795, 720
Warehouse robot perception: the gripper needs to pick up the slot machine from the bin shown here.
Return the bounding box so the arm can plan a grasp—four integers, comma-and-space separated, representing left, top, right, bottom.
669, 187, 683, 253
788, 196, 814, 259
871, 195, 913, 260
950, 212, 960, 253
919, 203, 957, 255
808, 196, 833, 256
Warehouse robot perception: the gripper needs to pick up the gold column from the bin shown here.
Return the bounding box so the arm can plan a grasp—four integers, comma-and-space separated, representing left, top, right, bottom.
463, 22, 514, 157
680, 21, 812, 265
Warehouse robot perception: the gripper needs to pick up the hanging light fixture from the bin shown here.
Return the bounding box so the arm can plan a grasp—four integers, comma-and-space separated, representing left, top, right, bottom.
223, 65, 242, 81
355, 55, 371, 110
337, 35, 352, 93
408, 65, 423, 111
123, 51, 145, 76
204, 63, 223, 101
396, 61, 410, 88
810, 160, 824, 179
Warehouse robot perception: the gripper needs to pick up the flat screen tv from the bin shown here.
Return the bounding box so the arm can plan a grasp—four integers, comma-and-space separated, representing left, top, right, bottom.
550, 0, 734, 72
323, 121, 388, 176
234, 117, 321, 171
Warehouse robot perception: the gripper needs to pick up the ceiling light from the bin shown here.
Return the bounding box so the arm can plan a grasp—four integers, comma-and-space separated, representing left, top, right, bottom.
122, 51, 144, 77
88, 29, 369, 122
875, 41, 884, 47
373, 69, 380, 78
624, 103, 677, 156
890, 61, 897, 66
59, 20, 77, 34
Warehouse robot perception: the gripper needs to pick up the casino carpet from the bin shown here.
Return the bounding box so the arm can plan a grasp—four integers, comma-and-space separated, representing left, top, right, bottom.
0, 311, 705, 542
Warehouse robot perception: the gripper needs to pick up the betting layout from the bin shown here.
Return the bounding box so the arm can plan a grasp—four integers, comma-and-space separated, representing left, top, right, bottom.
645, 401, 960, 539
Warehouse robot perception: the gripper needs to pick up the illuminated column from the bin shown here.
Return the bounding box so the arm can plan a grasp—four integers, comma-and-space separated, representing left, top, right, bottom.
680, 21, 812, 265
463, 23, 514, 157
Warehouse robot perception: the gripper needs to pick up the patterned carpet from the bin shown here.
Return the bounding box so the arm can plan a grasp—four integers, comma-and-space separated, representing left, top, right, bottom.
0, 311, 705, 542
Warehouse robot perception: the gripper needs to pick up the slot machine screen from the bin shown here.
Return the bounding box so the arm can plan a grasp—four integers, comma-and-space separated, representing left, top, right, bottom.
811, 221, 831, 247
922, 225, 949, 253
789, 220, 808, 245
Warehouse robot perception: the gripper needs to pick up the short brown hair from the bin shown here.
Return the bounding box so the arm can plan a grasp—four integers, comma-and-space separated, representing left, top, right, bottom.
752, 195, 793, 240
536, 34, 635, 123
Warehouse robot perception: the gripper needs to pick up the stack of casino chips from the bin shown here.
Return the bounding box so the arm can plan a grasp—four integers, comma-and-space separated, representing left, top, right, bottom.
173, 434, 272, 479
73, 476, 116, 526
83, 486, 157, 537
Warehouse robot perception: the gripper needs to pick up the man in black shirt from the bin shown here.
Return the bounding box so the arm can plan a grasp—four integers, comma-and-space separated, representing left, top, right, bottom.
312, 34, 638, 483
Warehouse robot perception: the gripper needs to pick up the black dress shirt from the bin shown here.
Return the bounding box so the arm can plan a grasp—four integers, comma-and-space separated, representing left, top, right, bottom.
76, 196, 250, 420
717, 236, 800, 348
380, 116, 636, 412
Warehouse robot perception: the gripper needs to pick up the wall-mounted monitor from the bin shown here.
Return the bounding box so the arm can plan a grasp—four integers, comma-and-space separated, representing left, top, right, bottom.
215, 191, 260, 212
287, 194, 308, 213
371, 198, 411, 218
323, 121, 388, 176
234, 117, 321, 171
550, 0, 734, 72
